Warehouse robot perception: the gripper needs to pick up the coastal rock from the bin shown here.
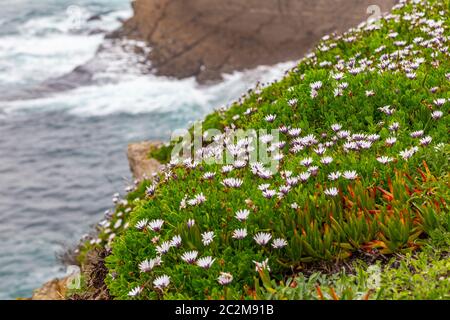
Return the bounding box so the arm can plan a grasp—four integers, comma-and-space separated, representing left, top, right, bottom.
111, 0, 397, 82
127, 141, 163, 179
31, 277, 68, 300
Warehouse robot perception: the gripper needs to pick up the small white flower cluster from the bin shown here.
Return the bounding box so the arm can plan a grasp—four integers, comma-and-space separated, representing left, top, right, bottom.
135, 218, 164, 232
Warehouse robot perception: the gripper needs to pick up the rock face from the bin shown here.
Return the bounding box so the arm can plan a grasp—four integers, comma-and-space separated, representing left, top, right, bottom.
127, 141, 163, 179
112, 0, 397, 82
31, 277, 69, 300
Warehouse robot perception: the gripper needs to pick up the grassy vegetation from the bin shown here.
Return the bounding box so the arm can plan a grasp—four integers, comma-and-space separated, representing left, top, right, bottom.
257, 230, 450, 300
75, 0, 449, 300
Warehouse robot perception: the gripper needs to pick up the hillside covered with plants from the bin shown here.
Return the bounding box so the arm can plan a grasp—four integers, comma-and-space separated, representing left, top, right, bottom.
75, 0, 449, 300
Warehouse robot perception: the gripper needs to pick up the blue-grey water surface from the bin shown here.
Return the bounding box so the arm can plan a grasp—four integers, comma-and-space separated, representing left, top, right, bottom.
0, 0, 291, 299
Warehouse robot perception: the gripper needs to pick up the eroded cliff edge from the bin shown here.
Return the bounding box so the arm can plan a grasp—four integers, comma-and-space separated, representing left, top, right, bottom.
109, 0, 397, 82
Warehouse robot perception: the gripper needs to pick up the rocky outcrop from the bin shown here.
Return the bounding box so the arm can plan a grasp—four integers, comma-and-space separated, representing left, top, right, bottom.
31, 277, 69, 300
127, 141, 163, 179
111, 0, 397, 82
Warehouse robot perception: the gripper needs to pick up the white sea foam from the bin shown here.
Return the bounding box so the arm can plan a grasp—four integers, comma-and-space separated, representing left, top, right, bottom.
0, 34, 104, 85
0, 4, 131, 87
18, 6, 130, 36
0, 0, 295, 119
1, 61, 295, 117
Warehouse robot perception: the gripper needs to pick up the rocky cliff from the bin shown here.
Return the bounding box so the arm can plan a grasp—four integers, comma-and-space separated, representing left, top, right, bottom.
111, 0, 397, 82
127, 141, 162, 179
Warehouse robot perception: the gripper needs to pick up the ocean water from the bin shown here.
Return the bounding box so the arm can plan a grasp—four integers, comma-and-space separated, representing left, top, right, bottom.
0, 0, 294, 299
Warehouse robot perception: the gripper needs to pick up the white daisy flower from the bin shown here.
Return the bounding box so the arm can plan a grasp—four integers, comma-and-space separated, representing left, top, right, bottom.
232, 228, 248, 240
399, 146, 418, 160
265, 114, 277, 123
253, 259, 271, 272
420, 136, 432, 146
320, 156, 334, 165
299, 172, 311, 182
156, 241, 172, 255
377, 156, 394, 164
279, 185, 291, 195
188, 192, 207, 206
139, 257, 162, 273
217, 272, 233, 286
385, 137, 397, 146
389, 122, 400, 132
288, 128, 302, 137
359, 141, 373, 149
221, 178, 243, 188
260, 134, 274, 143
262, 189, 277, 199
388, 31, 398, 38
406, 72, 416, 79
281, 170, 292, 178
179, 195, 188, 209
331, 123, 342, 132
153, 275, 170, 291
310, 81, 323, 90
258, 169, 274, 180
222, 165, 234, 173
233, 160, 247, 169
286, 177, 299, 186
288, 98, 298, 107
187, 219, 196, 228
201, 231, 215, 246
148, 219, 164, 232
114, 219, 122, 229
290, 144, 304, 154
197, 256, 215, 269
343, 170, 358, 180
279, 125, 289, 134
128, 286, 142, 297
300, 157, 314, 167
303, 134, 318, 146
146, 185, 156, 196
271, 238, 288, 249
431, 110, 443, 120
203, 172, 216, 180
367, 134, 380, 142
410, 130, 424, 138
254, 232, 272, 246
338, 82, 349, 89
314, 146, 327, 155
379, 105, 395, 115
135, 219, 148, 230
334, 88, 343, 97
337, 130, 350, 139
170, 235, 182, 248
235, 209, 250, 222
324, 187, 339, 197
328, 171, 341, 181
181, 250, 198, 264
332, 73, 345, 81
433, 98, 446, 107
308, 165, 319, 175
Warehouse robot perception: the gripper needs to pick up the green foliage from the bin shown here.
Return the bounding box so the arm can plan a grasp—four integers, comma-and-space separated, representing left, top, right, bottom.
259, 242, 450, 300
79, 0, 450, 300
